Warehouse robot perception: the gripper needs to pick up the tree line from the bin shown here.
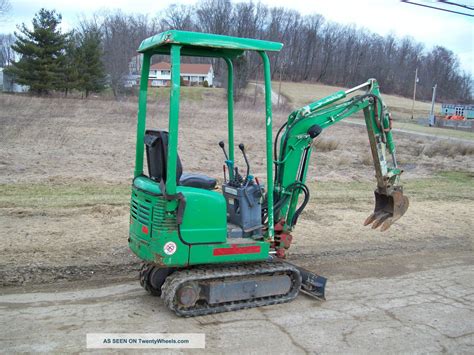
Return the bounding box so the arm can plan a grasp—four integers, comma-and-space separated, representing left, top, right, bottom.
2, 9, 105, 96
0, 0, 472, 102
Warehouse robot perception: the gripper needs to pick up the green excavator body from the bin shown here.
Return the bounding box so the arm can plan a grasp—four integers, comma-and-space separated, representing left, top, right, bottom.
129, 31, 279, 268
128, 30, 409, 316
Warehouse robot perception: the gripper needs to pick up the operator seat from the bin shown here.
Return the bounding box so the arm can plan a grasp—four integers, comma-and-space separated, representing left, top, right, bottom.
144, 130, 217, 190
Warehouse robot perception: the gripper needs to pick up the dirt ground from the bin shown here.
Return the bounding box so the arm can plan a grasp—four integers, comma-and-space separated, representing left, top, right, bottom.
0, 91, 473, 352
2, 260, 472, 353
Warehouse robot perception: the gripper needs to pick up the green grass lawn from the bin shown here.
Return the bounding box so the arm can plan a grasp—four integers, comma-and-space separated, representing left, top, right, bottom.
277, 81, 438, 116
309, 171, 473, 204
0, 183, 131, 209
393, 121, 474, 141
345, 118, 474, 141
1, 172, 472, 210
148, 86, 224, 102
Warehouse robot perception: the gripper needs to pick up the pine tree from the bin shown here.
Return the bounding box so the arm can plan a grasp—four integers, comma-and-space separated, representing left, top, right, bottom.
7, 9, 68, 94
76, 28, 106, 97
63, 33, 80, 96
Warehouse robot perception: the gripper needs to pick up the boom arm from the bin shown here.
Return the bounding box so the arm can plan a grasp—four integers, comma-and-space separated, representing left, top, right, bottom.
271, 79, 409, 234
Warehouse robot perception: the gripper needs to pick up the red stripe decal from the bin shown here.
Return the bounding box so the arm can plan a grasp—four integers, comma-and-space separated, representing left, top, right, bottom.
213, 244, 261, 256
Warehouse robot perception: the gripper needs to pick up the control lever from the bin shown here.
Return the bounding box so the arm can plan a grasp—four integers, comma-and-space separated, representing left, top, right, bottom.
218, 141, 229, 160
238, 143, 250, 180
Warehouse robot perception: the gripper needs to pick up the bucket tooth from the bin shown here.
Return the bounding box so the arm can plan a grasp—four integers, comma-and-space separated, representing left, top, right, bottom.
371, 212, 391, 229
380, 218, 395, 232
363, 213, 376, 226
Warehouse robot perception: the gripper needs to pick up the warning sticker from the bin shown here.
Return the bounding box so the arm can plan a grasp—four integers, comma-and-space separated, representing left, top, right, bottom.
163, 242, 177, 255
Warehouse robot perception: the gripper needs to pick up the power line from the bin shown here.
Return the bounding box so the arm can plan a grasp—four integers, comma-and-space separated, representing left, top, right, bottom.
439, 0, 474, 11
401, 0, 474, 17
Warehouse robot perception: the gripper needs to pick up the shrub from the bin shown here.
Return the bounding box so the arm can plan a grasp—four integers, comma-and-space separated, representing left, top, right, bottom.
423, 141, 474, 158
361, 154, 372, 166
313, 138, 339, 152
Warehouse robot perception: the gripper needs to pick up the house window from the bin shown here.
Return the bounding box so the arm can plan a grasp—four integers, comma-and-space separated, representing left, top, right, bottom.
455, 107, 464, 116
200, 76, 205, 81
161, 70, 170, 75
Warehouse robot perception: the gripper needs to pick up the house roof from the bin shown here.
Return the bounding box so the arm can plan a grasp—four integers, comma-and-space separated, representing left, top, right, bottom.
150, 62, 211, 75
138, 30, 283, 59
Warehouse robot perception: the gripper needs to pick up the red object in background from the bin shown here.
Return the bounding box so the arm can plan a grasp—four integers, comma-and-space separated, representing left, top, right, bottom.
445, 115, 465, 121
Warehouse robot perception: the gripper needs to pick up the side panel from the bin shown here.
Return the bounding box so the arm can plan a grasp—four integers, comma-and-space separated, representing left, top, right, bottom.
133, 176, 227, 244
129, 187, 189, 266
129, 177, 228, 267
179, 188, 227, 244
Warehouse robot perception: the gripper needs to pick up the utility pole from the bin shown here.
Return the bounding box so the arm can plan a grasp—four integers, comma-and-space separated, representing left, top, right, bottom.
411, 67, 418, 120
429, 84, 437, 126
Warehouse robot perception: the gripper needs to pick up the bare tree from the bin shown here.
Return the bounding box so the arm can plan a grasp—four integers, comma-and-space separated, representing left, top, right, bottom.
69, 0, 472, 102
0, 0, 11, 20
160, 4, 194, 31
196, 0, 233, 35
0, 33, 14, 66
91, 11, 157, 97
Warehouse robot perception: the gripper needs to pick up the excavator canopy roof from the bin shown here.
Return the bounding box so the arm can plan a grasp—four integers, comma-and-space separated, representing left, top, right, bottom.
138, 30, 283, 58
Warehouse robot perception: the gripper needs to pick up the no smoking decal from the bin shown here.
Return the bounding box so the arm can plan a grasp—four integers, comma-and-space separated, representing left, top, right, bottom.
163, 241, 177, 255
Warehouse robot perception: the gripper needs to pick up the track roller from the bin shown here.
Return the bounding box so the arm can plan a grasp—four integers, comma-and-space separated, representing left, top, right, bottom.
161, 261, 302, 317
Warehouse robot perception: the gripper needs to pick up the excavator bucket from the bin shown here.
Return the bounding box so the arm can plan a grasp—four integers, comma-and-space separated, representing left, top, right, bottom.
364, 187, 409, 231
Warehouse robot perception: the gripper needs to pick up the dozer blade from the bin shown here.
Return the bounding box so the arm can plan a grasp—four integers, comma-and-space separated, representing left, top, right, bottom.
364, 187, 409, 231
282, 260, 326, 300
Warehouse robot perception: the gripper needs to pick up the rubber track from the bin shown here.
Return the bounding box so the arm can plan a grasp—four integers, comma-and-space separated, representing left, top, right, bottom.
139, 263, 161, 296
161, 261, 302, 317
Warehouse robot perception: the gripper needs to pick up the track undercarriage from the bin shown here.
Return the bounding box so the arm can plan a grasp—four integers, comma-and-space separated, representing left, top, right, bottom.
140, 261, 326, 317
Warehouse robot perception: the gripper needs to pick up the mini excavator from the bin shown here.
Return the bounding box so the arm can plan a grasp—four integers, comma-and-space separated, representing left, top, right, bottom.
128, 30, 409, 316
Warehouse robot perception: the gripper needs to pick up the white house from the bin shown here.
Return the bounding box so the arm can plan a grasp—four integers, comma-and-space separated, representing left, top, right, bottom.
149, 62, 214, 87
123, 74, 140, 88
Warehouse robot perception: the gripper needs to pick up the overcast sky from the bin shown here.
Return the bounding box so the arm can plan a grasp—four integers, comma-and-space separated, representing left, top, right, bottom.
1, 0, 472, 75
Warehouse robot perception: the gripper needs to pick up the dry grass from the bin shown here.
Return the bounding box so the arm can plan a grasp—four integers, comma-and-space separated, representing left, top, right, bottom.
313, 138, 339, 152
1, 92, 474, 289
394, 121, 474, 141
423, 141, 474, 158
361, 154, 373, 166
0, 93, 288, 185
411, 144, 426, 157
279, 81, 439, 121
1, 91, 473, 187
